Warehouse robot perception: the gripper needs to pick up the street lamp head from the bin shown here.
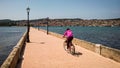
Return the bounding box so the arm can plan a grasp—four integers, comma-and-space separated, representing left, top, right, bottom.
46, 17, 49, 21
47, 17, 49, 19
26, 7, 30, 12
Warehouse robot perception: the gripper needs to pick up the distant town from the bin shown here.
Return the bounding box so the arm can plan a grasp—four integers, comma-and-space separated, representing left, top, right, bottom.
0, 18, 120, 27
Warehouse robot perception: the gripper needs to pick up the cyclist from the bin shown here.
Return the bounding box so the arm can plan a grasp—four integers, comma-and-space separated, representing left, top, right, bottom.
63, 28, 74, 52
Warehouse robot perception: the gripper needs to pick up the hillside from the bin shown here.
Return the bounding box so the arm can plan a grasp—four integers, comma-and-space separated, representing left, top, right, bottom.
28, 18, 120, 27
1, 18, 120, 27
0, 19, 16, 26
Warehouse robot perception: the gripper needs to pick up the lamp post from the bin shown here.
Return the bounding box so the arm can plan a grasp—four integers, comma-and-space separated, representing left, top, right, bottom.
26, 7, 30, 42
38, 21, 40, 30
46, 17, 49, 35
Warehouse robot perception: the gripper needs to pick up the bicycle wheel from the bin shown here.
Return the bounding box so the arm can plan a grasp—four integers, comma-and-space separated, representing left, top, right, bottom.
70, 44, 75, 54
63, 41, 67, 51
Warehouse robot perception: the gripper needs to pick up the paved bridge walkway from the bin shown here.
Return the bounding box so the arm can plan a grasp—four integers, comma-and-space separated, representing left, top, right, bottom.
18, 27, 120, 68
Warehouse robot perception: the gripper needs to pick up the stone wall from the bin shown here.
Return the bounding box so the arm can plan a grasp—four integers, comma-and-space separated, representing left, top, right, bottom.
1, 31, 27, 68
101, 46, 120, 62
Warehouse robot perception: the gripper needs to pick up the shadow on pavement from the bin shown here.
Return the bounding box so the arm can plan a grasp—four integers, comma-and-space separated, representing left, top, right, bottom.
30, 42, 46, 44
72, 51, 83, 57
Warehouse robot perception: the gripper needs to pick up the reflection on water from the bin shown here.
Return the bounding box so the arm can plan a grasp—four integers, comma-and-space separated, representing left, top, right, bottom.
0, 27, 26, 66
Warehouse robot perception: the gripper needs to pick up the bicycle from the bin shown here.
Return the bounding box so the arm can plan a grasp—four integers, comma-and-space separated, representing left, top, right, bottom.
63, 41, 75, 55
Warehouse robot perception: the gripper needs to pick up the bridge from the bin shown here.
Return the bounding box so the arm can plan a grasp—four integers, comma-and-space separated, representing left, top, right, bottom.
18, 27, 120, 68
1, 27, 120, 68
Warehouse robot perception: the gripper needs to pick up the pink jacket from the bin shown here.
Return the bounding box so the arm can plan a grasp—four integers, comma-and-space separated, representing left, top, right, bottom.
63, 30, 73, 38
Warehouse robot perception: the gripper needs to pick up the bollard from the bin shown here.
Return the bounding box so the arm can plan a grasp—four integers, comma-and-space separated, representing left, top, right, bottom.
95, 44, 101, 54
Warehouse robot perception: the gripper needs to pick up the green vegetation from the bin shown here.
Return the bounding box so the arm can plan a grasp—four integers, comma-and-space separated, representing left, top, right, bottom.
0, 19, 17, 26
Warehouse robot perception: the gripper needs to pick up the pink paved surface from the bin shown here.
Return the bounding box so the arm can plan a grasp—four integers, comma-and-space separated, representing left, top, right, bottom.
19, 27, 120, 68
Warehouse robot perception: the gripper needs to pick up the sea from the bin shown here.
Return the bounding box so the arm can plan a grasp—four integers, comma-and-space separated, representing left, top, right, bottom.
36, 26, 120, 50
0, 27, 26, 66
0, 26, 120, 65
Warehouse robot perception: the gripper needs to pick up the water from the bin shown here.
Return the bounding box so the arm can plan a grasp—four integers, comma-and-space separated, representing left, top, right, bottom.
0, 27, 26, 66
37, 26, 120, 50
1, 26, 119, 65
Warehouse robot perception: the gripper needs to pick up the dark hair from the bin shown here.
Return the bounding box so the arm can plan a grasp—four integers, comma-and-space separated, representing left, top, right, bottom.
66, 28, 70, 30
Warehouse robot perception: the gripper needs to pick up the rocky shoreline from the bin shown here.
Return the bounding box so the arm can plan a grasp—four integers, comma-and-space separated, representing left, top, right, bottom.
1, 18, 120, 27
29, 18, 120, 27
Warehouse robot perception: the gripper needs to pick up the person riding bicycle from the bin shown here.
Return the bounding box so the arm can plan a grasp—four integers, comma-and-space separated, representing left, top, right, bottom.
63, 28, 73, 52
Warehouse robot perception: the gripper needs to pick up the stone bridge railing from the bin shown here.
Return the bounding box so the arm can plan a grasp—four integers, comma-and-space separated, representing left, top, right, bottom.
1, 31, 27, 68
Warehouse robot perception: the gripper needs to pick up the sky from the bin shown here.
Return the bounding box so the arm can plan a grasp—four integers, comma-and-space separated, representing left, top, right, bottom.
0, 0, 120, 20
